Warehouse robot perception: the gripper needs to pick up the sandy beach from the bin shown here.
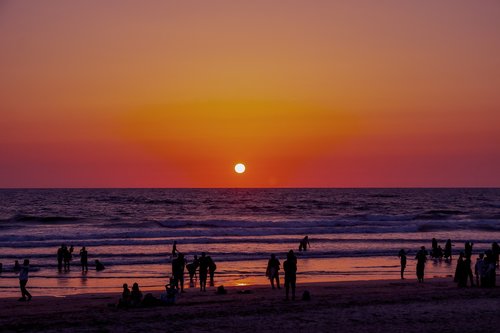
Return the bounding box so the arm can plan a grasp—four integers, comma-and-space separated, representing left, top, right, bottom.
1, 278, 498, 332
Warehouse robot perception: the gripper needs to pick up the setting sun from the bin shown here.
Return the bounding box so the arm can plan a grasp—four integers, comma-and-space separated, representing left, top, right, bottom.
234, 163, 246, 174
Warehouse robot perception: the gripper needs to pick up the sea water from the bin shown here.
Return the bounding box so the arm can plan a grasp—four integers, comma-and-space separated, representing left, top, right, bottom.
0, 188, 499, 297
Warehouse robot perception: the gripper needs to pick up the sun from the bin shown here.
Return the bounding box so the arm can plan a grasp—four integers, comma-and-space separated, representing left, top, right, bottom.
234, 163, 246, 174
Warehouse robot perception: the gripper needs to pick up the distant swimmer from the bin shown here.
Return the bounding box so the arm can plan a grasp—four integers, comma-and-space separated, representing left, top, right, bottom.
298, 236, 310, 251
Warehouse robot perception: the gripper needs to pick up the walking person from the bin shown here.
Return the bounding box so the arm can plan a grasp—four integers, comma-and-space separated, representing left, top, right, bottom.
80, 246, 88, 272
18, 259, 32, 302
266, 254, 281, 289
284, 250, 297, 300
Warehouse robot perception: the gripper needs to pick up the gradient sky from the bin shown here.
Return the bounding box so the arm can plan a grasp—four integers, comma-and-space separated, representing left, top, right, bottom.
1, 1, 500, 187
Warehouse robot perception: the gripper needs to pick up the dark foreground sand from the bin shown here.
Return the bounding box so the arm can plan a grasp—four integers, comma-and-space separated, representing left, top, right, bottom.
1, 278, 499, 333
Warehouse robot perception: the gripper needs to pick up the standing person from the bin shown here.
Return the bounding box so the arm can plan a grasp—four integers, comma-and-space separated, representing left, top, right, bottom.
415, 246, 428, 283
454, 252, 467, 287
283, 250, 297, 300
492, 242, 499, 268
207, 256, 217, 287
266, 254, 281, 289
57, 245, 64, 271
474, 253, 484, 287
198, 252, 209, 292
464, 242, 474, 287
431, 238, 438, 258
18, 259, 32, 301
298, 236, 310, 251
398, 249, 408, 280
130, 282, 142, 307
172, 241, 179, 258
172, 253, 186, 293
80, 246, 88, 272
63, 245, 71, 271
444, 239, 453, 260
186, 255, 199, 288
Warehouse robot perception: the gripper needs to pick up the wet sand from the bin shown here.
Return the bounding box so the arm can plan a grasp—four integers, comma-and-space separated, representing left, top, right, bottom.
0, 278, 498, 332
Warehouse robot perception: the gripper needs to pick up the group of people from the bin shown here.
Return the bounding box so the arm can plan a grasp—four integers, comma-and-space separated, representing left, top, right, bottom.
266, 250, 298, 300
56, 244, 104, 272
398, 239, 498, 288
117, 279, 178, 308
171, 243, 217, 292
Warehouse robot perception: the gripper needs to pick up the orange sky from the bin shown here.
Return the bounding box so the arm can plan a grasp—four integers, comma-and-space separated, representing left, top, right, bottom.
1, 1, 499, 187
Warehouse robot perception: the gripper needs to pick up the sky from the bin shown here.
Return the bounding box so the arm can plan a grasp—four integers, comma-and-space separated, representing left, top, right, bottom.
1, 0, 500, 187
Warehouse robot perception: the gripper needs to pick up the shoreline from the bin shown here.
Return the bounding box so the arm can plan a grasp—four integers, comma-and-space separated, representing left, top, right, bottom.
1, 277, 498, 332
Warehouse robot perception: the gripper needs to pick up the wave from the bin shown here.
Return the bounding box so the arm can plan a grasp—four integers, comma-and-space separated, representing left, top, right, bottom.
0, 214, 81, 224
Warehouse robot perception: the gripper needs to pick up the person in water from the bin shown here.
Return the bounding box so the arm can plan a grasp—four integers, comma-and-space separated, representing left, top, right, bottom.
207, 256, 217, 287
298, 236, 310, 251
444, 239, 453, 260
95, 259, 105, 271
186, 255, 199, 288
80, 246, 88, 272
266, 254, 281, 289
398, 249, 408, 279
18, 259, 32, 301
57, 245, 64, 271
415, 246, 428, 283
283, 250, 297, 300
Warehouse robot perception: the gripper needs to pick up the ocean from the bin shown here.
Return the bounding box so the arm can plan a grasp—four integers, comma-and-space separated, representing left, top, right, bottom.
0, 188, 499, 297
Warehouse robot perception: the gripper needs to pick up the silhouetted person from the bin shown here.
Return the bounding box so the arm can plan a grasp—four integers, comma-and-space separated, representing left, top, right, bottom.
398, 249, 408, 279
198, 252, 209, 291
482, 250, 496, 288
444, 239, 453, 260
130, 282, 142, 307
208, 256, 217, 287
63, 245, 71, 271
172, 253, 186, 292
186, 255, 199, 288
415, 246, 428, 283
18, 259, 32, 301
14, 260, 21, 272
284, 250, 297, 300
69, 245, 74, 260
118, 283, 131, 308
80, 246, 88, 272
464, 242, 474, 286
95, 259, 105, 271
475, 253, 484, 287
267, 254, 281, 289
160, 278, 178, 305
172, 241, 179, 258
298, 236, 310, 251
454, 252, 468, 287
431, 238, 438, 258
492, 242, 499, 268
57, 245, 64, 271
0, 263, 2, 273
